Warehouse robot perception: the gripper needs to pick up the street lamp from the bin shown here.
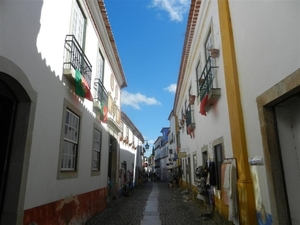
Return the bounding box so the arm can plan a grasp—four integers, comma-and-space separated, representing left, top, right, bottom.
145, 141, 149, 150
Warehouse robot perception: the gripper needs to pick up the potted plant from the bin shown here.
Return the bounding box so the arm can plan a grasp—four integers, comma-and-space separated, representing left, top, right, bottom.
189, 95, 196, 104
180, 119, 184, 126
198, 78, 205, 85
209, 48, 219, 58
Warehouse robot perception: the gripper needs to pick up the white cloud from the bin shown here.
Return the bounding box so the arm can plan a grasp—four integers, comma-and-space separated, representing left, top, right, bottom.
164, 83, 177, 94
121, 91, 162, 110
150, 0, 189, 22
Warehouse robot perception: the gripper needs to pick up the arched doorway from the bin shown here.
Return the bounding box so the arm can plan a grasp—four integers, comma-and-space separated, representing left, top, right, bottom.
0, 57, 37, 224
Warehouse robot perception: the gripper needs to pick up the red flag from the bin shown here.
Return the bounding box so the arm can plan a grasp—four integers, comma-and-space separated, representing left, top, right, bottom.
101, 105, 108, 123
200, 95, 208, 116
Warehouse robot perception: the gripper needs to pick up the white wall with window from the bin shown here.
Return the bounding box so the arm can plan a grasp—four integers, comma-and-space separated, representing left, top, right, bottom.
0, 1, 126, 223
174, 0, 300, 223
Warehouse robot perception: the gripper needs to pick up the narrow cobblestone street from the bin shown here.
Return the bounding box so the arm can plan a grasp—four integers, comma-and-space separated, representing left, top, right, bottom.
86, 181, 216, 225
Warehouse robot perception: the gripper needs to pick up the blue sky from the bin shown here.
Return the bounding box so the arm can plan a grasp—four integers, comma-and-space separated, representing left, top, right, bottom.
104, 0, 189, 155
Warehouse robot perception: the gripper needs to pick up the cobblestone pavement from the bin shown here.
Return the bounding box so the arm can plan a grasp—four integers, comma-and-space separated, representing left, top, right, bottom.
86, 181, 216, 225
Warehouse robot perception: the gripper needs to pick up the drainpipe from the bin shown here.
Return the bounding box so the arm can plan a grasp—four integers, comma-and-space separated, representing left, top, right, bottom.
217, 0, 257, 224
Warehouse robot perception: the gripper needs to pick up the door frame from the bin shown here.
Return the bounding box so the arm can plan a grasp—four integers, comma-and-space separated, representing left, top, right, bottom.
257, 68, 300, 225
0, 56, 37, 224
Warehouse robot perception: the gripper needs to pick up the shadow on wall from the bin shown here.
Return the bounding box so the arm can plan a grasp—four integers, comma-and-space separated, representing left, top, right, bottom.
0, 1, 106, 225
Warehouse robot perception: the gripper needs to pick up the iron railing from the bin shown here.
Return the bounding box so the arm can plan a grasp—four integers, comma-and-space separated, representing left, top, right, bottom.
185, 105, 195, 127
94, 78, 108, 106
64, 35, 92, 87
197, 56, 218, 101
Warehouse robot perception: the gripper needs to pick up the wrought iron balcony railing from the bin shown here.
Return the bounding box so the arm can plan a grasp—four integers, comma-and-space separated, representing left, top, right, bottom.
63, 35, 92, 87
198, 56, 218, 101
185, 106, 195, 127
94, 78, 108, 106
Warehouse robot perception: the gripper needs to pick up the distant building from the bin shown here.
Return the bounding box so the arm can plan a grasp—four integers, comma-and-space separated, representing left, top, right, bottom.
120, 111, 144, 191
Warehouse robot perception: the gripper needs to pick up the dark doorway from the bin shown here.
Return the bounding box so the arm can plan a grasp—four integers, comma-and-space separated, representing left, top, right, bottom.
0, 68, 36, 224
108, 135, 118, 199
0, 82, 16, 222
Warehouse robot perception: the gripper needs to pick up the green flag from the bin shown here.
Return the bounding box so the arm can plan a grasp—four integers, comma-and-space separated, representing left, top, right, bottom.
75, 69, 93, 101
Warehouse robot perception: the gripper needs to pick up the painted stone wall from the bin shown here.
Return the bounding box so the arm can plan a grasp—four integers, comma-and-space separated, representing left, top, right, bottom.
23, 188, 107, 225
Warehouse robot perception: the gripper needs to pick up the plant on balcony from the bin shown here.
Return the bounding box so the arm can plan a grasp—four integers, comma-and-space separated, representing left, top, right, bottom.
118, 132, 123, 139
180, 119, 184, 126
209, 48, 219, 58
187, 124, 195, 139
123, 136, 128, 144
198, 78, 205, 85
189, 95, 196, 105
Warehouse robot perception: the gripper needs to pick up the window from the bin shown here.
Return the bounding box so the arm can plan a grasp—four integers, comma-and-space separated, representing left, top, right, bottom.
63, 0, 91, 83
92, 129, 102, 171
61, 109, 80, 171
196, 60, 202, 97
58, 99, 82, 179
180, 159, 184, 178
72, 0, 86, 48
193, 154, 197, 181
214, 143, 223, 190
126, 126, 129, 138
202, 150, 208, 166
186, 86, 195, 131
121, 122, 124, 134
205, 30, 213, 59
94, 49, 108, 111
196, 28, 218, 101
96, 49, 104, 83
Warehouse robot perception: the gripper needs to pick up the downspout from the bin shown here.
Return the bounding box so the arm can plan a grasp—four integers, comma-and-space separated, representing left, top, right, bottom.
217, 0, 257, 224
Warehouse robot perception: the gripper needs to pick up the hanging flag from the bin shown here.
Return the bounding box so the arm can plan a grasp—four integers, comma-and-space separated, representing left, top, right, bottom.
75, 69, 93, 101
200, 94, 208, 116
98, 102, 108, 123
102, 105, 108, 123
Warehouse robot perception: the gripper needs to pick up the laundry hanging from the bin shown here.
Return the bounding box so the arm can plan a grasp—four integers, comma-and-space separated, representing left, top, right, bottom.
222, 158, 239, 225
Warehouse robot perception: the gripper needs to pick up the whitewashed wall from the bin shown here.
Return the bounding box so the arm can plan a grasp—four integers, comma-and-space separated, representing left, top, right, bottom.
0, 0, 114, 210
228, 0, 300, 215
177, 0, 232, 184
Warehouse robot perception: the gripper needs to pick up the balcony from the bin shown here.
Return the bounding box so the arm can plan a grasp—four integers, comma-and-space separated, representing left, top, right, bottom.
198, 56, 220, 112
63, 35, 92, 88
93, 78, 108, 113
186, 106, 195, 138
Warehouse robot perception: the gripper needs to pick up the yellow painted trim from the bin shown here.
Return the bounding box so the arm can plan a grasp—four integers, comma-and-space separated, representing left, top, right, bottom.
217, 0, 257, 224
215, 197, 229, 219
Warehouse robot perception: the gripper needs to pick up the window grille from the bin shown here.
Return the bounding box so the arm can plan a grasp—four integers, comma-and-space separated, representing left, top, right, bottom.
92, 129, 102, 170
61, 109, 79, 170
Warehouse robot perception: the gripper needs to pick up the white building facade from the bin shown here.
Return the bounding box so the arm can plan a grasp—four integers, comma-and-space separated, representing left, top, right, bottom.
173, 0, 300, 224
0, 0, 130, 224
119, 111, 144, 190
